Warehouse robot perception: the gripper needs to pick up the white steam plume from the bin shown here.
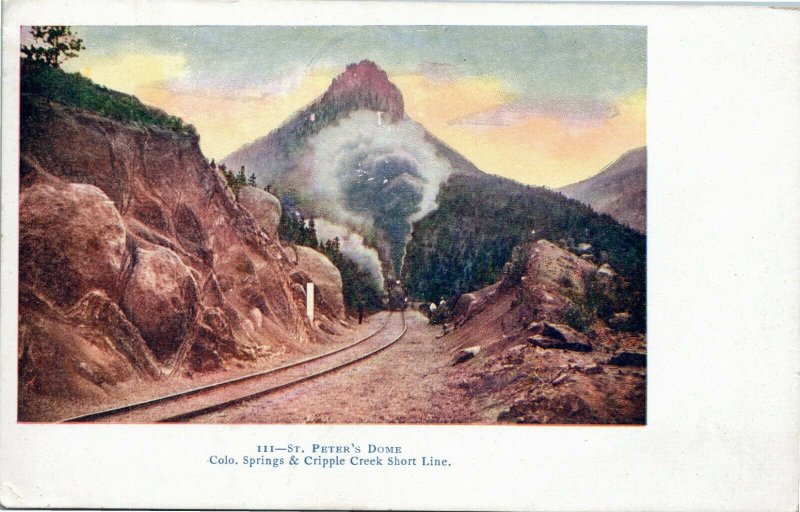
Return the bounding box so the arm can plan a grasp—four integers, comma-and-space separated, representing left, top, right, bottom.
314, 218, 385, 291
303, 110, 455, 274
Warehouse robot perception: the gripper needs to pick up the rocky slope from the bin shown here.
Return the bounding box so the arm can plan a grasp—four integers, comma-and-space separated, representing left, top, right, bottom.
19, 90, 346, 420
444, 239, 646, 424
559, 146, 647, 233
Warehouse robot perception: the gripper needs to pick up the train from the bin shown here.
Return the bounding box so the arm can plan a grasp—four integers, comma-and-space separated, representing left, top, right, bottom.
386, 280, 407, 311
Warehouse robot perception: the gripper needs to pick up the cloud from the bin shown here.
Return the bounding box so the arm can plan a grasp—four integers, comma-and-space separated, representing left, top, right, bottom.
416, 61, 461, 84
131, 68, 336, 159
63, 46, 644, 188
70, 53, 188, 95
449, 96, 619, 127
427, 89, 646, 187
391, 72, 514, 125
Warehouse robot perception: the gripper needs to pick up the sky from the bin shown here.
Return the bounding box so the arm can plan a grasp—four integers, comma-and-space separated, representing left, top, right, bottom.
56, 26, 646, 187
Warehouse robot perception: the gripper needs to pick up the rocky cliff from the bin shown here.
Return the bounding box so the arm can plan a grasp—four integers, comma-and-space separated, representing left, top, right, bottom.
18, 94, 344, 421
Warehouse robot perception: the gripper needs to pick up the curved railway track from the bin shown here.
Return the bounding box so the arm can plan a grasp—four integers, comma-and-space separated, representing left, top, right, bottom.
62, 310, 406, 423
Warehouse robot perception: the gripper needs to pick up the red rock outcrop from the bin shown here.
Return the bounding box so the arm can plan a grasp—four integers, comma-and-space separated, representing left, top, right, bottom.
120, 246, 200, 361
237, 185, 281, 238
20, 178, 128, 307
320, 60, 404, 123
18, 97, 331, 420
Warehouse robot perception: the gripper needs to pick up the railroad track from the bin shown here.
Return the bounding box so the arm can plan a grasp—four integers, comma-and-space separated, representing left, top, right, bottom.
62, 310, 406, 423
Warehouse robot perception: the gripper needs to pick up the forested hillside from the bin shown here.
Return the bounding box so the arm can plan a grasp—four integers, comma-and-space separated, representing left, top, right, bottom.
403, 172, 646, 329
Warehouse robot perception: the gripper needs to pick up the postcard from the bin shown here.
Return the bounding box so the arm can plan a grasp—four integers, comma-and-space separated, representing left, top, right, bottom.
1, 1, 798, 510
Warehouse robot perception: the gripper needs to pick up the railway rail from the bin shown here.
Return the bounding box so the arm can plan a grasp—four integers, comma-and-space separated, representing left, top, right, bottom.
62, 310, 406, 423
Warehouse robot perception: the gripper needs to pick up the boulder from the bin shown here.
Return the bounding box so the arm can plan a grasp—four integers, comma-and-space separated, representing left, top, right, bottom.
18, 99, 319, 416
607, 352, 646, 367
18, 289, 161, 411
525, 239, 597, 293
597, 263, 617, 278
452, 346, 481, 365
121, 246, 200, 361
294, 246, 345, 318
452, 282, 500, 326
237, 185, 281, 238
19, 181, 128, 307
527, 322, 592, 352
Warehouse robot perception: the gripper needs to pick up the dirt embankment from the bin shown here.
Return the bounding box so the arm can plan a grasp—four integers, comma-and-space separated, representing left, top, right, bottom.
442, 239, 646, 424
19, 98, 348, 421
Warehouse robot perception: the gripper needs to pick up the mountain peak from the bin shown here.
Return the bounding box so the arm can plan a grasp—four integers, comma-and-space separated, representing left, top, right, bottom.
321, 60, 404, 122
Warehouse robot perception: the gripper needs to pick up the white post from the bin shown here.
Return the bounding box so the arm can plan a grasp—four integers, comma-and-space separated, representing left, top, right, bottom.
306, 282, 315, 322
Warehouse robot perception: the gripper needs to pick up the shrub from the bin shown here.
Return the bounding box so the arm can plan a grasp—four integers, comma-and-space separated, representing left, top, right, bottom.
563, 302, 594, 335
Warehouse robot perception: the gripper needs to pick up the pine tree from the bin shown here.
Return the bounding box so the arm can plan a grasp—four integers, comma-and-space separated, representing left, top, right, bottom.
21, 26, 85, 68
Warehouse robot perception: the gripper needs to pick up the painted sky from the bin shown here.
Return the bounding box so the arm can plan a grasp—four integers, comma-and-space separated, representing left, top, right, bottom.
57, 26, 646, 187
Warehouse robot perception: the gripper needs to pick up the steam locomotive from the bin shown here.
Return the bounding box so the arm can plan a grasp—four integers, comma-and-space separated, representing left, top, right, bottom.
386, 280, 407, 311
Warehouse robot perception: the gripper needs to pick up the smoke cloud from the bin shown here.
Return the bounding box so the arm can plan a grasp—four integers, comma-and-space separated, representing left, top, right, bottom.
305, 110, 454, 275
314, 218, 385, 291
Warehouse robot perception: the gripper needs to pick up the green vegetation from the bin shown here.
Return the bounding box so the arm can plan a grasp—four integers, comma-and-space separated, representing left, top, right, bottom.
563, 301, 595, 335
342, 156, 422, 274
277, 193, 382, 314
502, 242, 531, 289
286, 93, 392, 153
561, 270, 645, 333
21, 60, 193, 134
217, 164, 253, 197
403, 172, 646, 331
277, 193, 320, 248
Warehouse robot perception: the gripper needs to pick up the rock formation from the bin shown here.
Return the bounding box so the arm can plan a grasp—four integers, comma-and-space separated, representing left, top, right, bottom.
222, 60, 406, 185
18, 95, 343, 420
291, 246, 346, 320
237, 185, 281, 238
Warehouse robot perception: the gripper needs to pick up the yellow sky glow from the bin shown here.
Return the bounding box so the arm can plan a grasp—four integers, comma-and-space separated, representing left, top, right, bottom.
74, 53, 645, 188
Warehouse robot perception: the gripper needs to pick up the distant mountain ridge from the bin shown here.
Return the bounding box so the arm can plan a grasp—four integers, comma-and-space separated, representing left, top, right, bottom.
559, 147, 647, 233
